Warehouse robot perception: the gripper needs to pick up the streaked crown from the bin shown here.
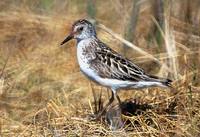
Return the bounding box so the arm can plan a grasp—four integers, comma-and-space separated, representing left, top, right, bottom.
72, 19, 96, 40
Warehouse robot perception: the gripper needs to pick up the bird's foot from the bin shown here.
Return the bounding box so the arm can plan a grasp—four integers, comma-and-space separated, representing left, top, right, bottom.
86, 113, 100, 121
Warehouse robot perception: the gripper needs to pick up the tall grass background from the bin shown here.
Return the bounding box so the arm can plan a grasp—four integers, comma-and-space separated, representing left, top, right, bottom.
0, 0, 200, 136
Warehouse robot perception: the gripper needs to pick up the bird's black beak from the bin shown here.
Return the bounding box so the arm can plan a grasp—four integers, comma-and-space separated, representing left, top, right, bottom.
60, 33, 74, 46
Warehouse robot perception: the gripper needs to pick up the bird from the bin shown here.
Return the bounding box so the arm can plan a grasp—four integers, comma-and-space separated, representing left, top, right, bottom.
60, 19, 172, 119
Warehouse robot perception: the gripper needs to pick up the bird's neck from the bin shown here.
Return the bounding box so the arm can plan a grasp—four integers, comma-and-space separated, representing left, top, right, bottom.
76, 37, 99, 54
76, 36, 97, 44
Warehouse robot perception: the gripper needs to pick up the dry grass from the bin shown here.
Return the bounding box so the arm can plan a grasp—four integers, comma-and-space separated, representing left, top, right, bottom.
0, 1, 200, 137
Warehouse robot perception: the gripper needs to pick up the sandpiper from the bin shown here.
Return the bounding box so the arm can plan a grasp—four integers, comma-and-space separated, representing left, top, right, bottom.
60, 19, 172, 118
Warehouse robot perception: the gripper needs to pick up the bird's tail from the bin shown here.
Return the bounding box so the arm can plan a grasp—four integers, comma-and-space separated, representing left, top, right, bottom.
147, 75, 172, 88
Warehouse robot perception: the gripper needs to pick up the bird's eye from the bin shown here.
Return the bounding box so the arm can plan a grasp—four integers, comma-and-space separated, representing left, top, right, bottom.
79, 27, 83, 31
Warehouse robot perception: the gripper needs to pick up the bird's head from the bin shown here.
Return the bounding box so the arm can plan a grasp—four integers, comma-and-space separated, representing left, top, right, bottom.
60, 19, 96, 45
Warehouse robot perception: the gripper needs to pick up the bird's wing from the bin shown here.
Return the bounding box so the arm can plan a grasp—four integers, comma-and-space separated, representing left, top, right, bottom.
91, 41, 149, 81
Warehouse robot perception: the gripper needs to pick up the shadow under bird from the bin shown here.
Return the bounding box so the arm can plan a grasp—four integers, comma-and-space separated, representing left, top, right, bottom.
60, 19, 172, 119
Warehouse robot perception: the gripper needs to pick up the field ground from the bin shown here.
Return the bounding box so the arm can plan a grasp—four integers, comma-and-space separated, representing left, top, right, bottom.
0, 1, 200, 137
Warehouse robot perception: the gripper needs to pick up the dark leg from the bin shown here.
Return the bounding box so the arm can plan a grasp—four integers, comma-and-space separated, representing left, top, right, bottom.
111, 88, 121, 105
115, 93, 122, 106
93, 90, 114, 120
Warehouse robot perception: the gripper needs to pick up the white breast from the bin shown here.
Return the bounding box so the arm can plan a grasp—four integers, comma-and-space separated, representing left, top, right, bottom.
77, 39, 100, 82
